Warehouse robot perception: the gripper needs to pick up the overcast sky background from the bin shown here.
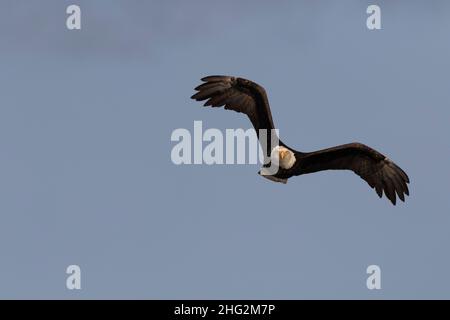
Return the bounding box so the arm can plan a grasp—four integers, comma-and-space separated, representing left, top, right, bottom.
0, 0, 449, 299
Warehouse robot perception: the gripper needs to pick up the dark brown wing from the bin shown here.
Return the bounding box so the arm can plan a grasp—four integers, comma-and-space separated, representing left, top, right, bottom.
294, 143, 410, 205
191, 76, 275, 133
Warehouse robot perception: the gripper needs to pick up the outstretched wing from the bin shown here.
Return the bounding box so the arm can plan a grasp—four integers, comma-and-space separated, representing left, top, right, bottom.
295, 143, 410, 205
191, 75, 275, 134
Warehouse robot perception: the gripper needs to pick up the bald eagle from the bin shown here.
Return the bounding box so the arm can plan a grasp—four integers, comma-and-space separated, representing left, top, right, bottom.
191, 76, 410, 205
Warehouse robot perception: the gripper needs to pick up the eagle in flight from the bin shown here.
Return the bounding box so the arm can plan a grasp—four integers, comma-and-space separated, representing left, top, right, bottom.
191, 76, 410, 205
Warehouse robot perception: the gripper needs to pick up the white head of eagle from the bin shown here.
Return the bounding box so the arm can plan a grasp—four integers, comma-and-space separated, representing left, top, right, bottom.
271, 146, 296, 170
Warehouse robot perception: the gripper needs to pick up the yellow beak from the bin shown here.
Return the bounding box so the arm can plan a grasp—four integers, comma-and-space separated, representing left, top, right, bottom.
279, 150, 287, 160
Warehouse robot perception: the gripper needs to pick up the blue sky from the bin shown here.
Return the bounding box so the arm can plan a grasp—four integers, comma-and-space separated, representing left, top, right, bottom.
0, 0, 449, 299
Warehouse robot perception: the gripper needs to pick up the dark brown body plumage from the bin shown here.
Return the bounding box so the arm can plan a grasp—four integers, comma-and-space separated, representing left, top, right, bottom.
191, 75, 410, 205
